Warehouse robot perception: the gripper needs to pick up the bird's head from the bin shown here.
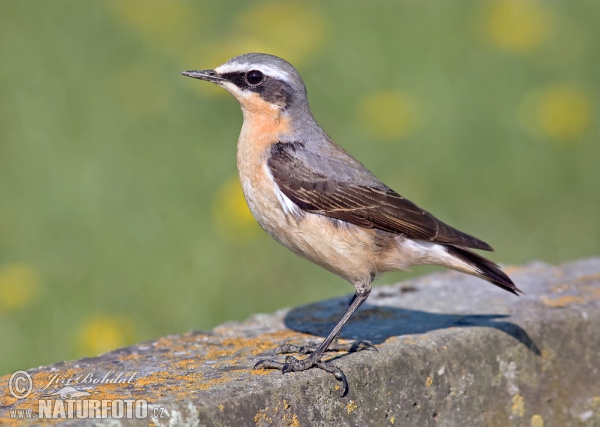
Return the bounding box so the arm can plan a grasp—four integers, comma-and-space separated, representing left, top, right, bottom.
182, 53, 308, 116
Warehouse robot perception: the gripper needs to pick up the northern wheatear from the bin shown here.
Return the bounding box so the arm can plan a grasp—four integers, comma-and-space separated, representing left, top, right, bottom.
182, 53, 520, 396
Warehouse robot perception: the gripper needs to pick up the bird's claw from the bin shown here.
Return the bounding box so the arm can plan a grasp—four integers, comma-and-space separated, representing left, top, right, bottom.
254, 355, 349, 397
349, 340, 378, 352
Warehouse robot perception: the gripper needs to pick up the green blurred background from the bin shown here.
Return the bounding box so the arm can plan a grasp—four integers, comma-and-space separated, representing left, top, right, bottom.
1, 0, 598, 375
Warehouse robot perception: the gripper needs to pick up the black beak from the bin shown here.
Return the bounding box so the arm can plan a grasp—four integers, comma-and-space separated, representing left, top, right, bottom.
181, 69, 224, 83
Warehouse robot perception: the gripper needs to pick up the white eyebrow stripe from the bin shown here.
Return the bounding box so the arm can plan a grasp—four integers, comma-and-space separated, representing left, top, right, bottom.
215, 62, 292, 84
214, 62, 250, 74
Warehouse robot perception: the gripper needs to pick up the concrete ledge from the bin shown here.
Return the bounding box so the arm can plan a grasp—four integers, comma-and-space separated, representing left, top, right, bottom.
1, 258, 600, 426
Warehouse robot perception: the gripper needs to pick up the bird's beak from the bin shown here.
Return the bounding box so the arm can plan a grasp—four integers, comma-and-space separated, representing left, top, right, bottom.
181, 69, 224, 84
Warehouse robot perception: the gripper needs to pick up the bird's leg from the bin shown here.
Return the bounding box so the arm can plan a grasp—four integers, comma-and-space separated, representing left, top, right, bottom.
254, 286, 371, 396
274, 293, 376, 355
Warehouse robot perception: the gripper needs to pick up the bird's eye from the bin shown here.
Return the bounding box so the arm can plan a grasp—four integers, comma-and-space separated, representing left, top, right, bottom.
246, 70, 264, 85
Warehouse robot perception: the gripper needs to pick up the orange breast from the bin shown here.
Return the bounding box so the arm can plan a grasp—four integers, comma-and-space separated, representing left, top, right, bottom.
239, 93, 291, 147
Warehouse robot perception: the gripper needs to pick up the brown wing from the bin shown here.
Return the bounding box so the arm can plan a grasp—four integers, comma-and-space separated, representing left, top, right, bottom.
268, 142, 493, 251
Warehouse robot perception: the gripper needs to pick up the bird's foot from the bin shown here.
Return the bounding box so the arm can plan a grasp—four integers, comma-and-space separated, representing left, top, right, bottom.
254, 355, 349, 397
274, 339, 376, 355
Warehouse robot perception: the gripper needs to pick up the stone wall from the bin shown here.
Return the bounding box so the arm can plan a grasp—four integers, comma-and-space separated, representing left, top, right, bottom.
1, 258, 599, 426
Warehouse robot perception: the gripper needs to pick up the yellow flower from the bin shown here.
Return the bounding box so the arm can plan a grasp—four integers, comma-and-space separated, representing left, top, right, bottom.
519, 85, 593, 141
0, 263, 40, 311
213, 176, 260, 241
233, 2, 328, 66
106, 0, 193, 54
359, 90, 419, 141
483, 0, 551, 52
77, 315, 135, 356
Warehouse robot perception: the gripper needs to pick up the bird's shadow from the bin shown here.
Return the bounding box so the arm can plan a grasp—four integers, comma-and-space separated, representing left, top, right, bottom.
283, 296, 541, 356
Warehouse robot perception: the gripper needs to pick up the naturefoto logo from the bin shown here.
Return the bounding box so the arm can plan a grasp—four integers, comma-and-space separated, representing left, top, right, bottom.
7, 370, 167, 421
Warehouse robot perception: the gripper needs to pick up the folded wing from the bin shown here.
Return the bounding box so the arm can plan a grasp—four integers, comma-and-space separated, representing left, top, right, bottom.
268, 141, 493, 251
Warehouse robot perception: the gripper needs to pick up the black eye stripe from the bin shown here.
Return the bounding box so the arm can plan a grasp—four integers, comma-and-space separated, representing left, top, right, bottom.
219, 72, 247, 87
219, 71, 294, 108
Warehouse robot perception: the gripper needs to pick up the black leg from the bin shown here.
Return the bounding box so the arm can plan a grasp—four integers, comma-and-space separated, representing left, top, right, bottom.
254, 287, 371, 397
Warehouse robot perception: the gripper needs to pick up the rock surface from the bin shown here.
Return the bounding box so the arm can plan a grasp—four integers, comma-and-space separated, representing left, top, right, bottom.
1, 258, 600, 426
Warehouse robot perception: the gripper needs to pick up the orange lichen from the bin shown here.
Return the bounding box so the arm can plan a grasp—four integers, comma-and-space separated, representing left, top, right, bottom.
117, 353, 144, 363
346, 400, 358, 414
577, 273, 600, 283
173, 358, 201, 370
261, 329, 313, 342
251, 369, 274, 376
252, 400, 301, 426
254, 407, 273, 424
283, 412, 300, 427
550, 283, 570, 293
587, 287, 600, 299
502, 265, 524, 275
221, 337, 276, 356
197, 374, 234, 391
541, 295, 585, 308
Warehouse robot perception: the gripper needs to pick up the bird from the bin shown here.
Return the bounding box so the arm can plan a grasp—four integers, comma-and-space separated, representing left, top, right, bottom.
182, 53, 521, 396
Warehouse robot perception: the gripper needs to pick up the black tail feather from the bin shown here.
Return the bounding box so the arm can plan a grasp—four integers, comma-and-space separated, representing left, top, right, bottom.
446, 246, 522, 295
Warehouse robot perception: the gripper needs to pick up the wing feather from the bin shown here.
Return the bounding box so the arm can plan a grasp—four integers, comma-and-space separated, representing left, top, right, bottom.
268, 142, 493, 251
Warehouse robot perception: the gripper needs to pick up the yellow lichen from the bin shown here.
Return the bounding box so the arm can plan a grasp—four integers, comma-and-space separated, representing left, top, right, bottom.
541, 348, 557, 372
531, 414, 544, 427
592, 396, 600, 415
512, 394, 525, 417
